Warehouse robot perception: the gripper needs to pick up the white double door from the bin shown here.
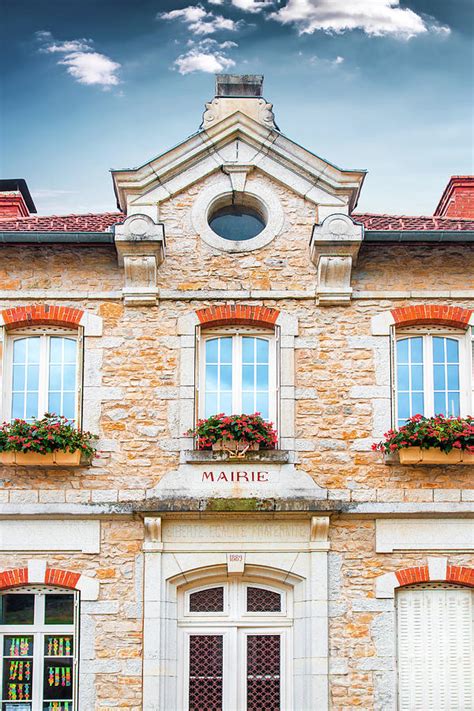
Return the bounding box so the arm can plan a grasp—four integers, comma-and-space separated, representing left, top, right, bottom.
180, 626, 291, 711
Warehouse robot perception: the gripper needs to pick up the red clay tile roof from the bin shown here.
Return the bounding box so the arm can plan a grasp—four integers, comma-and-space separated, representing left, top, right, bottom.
0, 212, 125, 232
353, 213, 474, 231
0, 211, 473, 233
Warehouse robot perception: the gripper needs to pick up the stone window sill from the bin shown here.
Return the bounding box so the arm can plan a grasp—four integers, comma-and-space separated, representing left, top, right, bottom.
185, 449, 289, 464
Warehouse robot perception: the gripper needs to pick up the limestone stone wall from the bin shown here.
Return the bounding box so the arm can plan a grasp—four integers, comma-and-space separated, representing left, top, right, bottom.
328, 519, 473, 710
0, 293, 472, 501
2, 519, 144, 710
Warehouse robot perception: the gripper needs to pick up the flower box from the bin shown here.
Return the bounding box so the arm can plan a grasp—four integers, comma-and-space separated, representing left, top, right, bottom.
374, 415, 474, 466
212, 439, 259, 455
186, 413, 278, 453
398, 447, 463, 465
0, 414, 97, 468
0, 450, 85, 467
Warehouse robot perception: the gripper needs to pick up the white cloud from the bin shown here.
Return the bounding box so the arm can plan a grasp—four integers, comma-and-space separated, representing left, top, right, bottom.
270, 0, 450, 39
230, 0, 274, 12
174, 43, 236, 74
308, 53, 345, 69
159, 5, 239, 35
59, 52, 121, 86
208, 0, 274, 11
42, 39, 93, 54
35, 31, 121, 88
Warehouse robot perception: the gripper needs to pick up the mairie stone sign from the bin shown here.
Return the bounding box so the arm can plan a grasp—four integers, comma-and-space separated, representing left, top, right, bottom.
155, 463, 325, 499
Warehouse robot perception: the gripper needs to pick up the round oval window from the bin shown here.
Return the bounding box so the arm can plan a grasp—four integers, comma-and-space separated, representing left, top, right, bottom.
208, 204, 266, 241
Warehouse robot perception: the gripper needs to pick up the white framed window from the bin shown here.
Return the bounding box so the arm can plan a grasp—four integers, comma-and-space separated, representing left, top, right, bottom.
397, 583, 473, 710
0, 586, 79, 711
199, 328, 277, 422
178, 579, 292, 711
394, 328, 471, 427
2, 328, 81, 423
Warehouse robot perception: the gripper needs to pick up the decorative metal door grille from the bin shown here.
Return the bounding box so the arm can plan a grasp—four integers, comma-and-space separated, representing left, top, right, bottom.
246, 634, 281, 710
188, 635, 223, 711
189, 587, 224, 612
247, 587, 281, 612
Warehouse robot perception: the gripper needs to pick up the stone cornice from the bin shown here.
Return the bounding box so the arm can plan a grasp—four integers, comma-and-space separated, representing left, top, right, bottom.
0, 501, 472, 516
112, 112, 365, 214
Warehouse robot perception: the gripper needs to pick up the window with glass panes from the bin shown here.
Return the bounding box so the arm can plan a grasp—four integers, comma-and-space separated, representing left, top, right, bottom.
7, 331, 78, 422
200, 331, 276, 421
395, 331, 468, 427
0, 587, 77, 711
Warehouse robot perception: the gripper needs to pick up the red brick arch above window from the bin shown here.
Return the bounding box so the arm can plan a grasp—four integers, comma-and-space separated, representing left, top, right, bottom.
0, 304, 84, 330
395, 564, 474, 587
376, 559, 474, 598
0, 566, 79, 590
391, 304, 472, 330
0, 564, 99, 600
196, 305, 280, 329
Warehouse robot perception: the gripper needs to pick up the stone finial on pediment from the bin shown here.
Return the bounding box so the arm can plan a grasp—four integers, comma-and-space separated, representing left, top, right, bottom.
114, 214, 166, 306
202, 97, 277, 130
309, 214, 364, 306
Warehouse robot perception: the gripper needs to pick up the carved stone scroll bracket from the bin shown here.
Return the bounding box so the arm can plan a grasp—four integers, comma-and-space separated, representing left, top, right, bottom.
310, 516, 330, 551
143, 516, 163, 552
309, 213, 364, 306
114, 214, 166, 306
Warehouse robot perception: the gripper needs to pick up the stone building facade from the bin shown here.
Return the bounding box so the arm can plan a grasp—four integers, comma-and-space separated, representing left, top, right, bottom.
0, 75, 472, 711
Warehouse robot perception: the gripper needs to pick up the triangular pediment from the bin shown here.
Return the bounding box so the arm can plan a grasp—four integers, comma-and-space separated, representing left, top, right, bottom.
112, 111, 365, 213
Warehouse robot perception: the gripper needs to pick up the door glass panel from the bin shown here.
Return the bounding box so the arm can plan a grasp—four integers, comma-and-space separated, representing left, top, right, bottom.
432, 337, 460, 416
396, 337, 424, 426
247, 635, 281, 711
42, 659, 73, 707
48, 337, 77, 421
242, 337, 270, 419
0, 596, 35, 626
12, 338, 40, 421
205, 338, 233, 417
44, 595, 74, 625
2, 637, 33, 710
188, 635, 223, 711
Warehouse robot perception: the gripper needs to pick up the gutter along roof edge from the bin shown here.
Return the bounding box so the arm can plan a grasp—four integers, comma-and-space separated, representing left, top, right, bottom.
0, 232, 115, 244
363, 230, 474, 242
0, 230, 473, 245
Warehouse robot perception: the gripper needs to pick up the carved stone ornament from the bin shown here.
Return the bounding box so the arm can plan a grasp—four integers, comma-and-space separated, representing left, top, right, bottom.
114, 214, 166, 306
222, 164, 254, 193
309, 213, 364, 306
143, 516, 163, 552
201, 97, 277, 130
310, 516, 330, 543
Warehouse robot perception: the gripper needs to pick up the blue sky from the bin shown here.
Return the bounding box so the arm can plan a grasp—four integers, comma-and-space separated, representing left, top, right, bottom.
2, 0, 473, 216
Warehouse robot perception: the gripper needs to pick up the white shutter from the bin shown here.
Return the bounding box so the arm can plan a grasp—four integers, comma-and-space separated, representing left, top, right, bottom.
397, 586, 474, 711
389, 325, 396, 426
194, 325, 200, 425
77, 326, 84, 429
471, 327, 474, 413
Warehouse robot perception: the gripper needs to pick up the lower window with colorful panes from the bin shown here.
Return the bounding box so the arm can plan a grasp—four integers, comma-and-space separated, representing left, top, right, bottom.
0, 587, 77, 711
